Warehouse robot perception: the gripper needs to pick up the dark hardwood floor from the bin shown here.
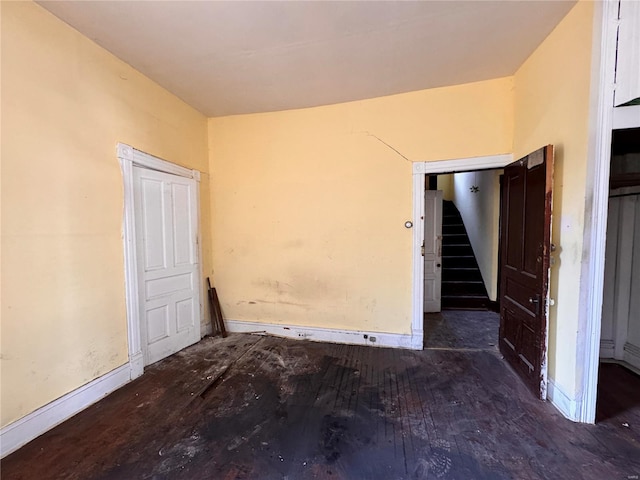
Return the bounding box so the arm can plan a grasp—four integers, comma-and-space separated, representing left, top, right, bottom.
424, 310, 499, 350
2, 328, 640, 479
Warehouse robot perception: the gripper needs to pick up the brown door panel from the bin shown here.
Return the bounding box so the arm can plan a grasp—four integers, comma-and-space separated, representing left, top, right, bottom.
499, 146, 553, 399
504, 276, 538, 316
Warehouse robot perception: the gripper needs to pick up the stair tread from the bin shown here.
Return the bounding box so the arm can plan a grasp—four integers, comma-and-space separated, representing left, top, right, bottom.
442, 294, 489, 299
442, 280, 484, 284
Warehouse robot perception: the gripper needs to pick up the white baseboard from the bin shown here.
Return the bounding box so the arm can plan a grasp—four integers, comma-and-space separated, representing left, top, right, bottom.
225, 320, 420, 350
547, 378, 580, 422
599, 339, 615, 359
0, 364, 131, 459
623, 342, 640, 370
130, 352, 144, 380
201, 321, 213, 337
410, 329, 424, 350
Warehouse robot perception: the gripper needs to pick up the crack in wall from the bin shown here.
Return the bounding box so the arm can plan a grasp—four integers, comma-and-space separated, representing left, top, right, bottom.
361, 131, 412, 163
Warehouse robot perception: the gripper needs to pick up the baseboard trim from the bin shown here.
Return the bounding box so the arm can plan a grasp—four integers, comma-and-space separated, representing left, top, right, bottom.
547, 378, 580, 422
225, 320, 420, 350
0, 364, 131, 458
599, 339, 615, 359
623, 342, 640, 370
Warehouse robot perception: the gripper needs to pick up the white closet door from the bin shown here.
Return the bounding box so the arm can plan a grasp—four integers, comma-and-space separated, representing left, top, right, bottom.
134, 166, 200, 365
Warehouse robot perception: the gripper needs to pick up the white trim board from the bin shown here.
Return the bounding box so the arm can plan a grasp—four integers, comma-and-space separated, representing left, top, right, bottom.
547, 378, 580, 422
0, 365, 130, 458
412, 154, 513, 175
599, 339, 615, 359
623, 342, 640, 371
612, 105, 640, 129
225, 320, 419, 350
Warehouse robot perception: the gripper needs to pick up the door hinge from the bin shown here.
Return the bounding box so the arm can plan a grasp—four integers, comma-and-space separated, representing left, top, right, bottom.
421, 243, 425, 256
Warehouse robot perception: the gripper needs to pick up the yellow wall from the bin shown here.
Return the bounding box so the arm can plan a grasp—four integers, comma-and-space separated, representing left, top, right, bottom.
436, 174, 454, 201
209, 78, 513, 335
0, 2, 209, 427
513, 1, 594, 394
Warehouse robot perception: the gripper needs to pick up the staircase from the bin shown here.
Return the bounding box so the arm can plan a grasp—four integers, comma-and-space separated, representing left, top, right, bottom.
441, 200, 490, 310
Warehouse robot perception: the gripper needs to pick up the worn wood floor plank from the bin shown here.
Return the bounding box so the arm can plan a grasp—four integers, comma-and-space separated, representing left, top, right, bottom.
2, 327, 640, 480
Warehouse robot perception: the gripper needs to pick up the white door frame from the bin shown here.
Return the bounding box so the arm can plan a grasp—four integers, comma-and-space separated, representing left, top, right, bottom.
577, 0, 626, 424
411, 154, 513, 350
118, 143, 202, 380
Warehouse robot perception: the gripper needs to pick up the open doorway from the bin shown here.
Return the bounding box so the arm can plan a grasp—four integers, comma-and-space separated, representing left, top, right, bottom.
597, 127, 640, 423
416, 148, 554, 400
423, 167, 503, 351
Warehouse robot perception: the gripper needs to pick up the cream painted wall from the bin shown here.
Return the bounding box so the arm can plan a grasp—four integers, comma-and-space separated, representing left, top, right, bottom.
513, 1, 594, 396
451, 170, 502, 301
1, 2, 209, 427
436, 174, 454, 201
209, 78, 513, 335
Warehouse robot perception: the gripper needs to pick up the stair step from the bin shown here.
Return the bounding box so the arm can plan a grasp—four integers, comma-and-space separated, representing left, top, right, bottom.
442, 256, 477, 268
442, 295, 490, 310
442, 281, 487, 296
442, 244, 474, 256
443, 225, 466, 234
442, 235, 468, 244
442, 268, 483, 281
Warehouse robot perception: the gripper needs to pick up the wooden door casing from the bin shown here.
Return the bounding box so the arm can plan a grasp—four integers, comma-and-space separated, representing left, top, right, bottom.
499, 146, 553, 399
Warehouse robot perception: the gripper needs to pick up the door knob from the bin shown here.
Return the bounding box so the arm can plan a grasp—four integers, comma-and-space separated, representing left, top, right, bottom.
436, 263, 441, 268
528, 297, 539, 304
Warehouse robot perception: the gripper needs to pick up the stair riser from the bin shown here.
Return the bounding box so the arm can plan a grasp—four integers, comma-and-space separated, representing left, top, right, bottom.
442, 244, 474, 256
442, 234, 468, 244
442, 282, 487, 296
442, 269, 484, 281
442, 297, 489, 310
442, 257, 477, 268
442, 225, 466, 235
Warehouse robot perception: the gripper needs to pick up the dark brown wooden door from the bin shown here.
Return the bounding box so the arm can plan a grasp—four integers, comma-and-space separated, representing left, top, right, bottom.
499, 146, 553, 399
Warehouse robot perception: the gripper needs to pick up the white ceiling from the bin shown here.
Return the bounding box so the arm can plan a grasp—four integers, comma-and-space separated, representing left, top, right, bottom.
38, 1, 576, 117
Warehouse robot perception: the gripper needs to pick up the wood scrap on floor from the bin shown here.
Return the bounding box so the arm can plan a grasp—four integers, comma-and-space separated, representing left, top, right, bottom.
207, 277, 227, 337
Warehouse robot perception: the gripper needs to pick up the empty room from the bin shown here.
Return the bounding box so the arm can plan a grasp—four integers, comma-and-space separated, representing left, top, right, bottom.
2, 1, 640, 479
